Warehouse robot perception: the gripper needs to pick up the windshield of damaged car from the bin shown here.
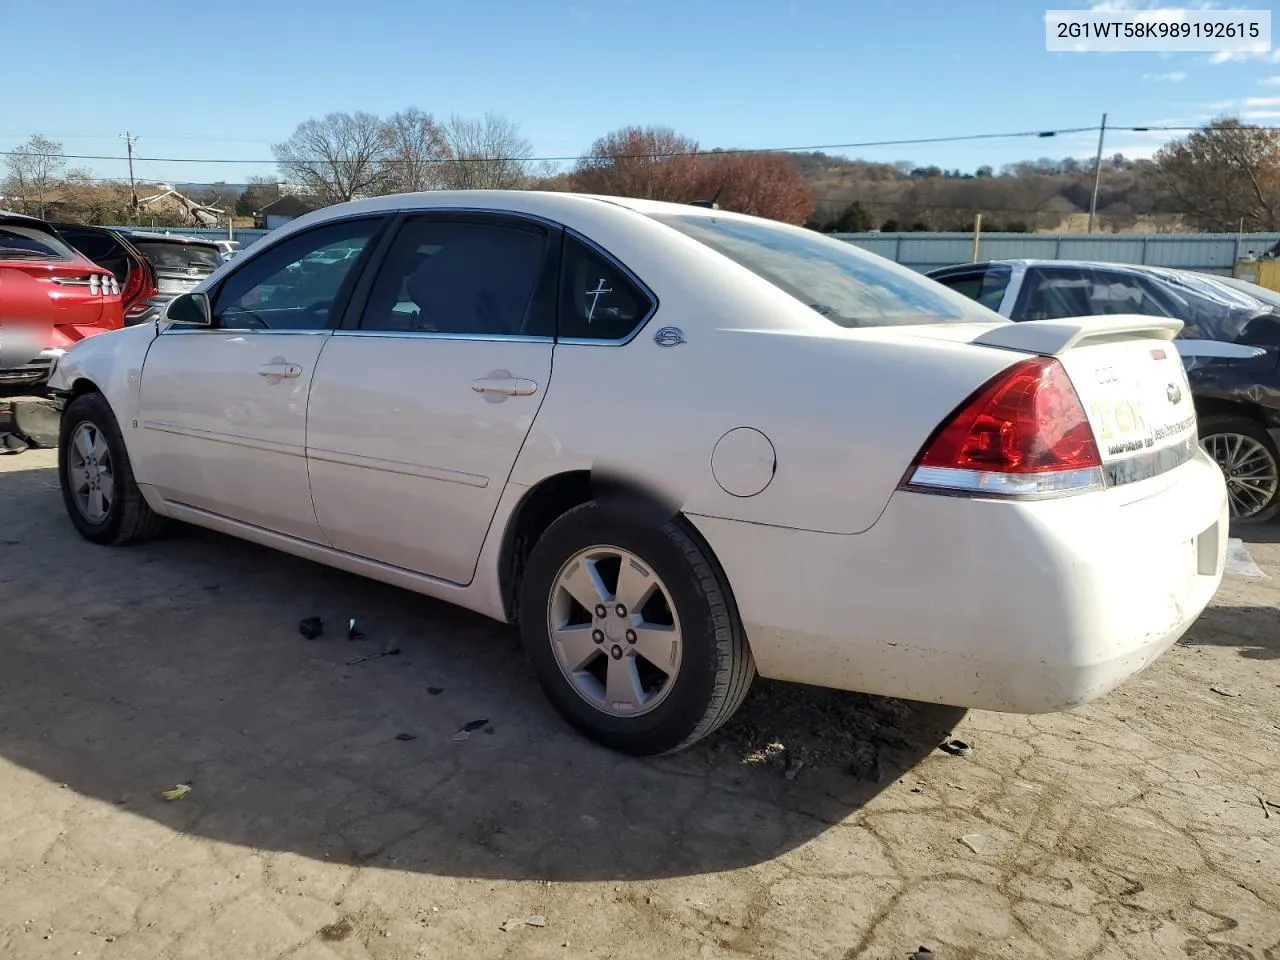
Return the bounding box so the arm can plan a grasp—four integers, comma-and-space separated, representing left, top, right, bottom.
1147, 271, 1280, 347
650, 214, 999, 327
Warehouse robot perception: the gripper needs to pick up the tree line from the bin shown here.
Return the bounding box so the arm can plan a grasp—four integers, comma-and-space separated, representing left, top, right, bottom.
3, 113, 1279, 234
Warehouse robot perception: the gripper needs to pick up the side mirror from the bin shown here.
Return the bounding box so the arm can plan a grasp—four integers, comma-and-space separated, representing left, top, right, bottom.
163, 292, 213, 327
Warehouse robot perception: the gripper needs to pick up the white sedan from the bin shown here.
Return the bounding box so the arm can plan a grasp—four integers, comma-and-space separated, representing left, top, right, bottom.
47, 191, 1228, 755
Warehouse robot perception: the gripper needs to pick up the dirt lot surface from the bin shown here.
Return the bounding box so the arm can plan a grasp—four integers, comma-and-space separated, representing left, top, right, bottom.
2, 448, 1279, 959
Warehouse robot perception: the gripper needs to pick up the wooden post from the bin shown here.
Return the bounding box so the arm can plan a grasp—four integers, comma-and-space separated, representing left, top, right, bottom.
972, 213, 983, 262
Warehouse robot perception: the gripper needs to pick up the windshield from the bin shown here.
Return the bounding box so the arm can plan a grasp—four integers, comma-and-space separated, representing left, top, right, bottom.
649, 213, 1000, 327
132, 241, 222, 272
1143, 269, 1280, 346
0, 224, 75, 261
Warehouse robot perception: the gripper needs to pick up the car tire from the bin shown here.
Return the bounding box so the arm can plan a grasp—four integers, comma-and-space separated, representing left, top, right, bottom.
1199, 414, 1280, 524
519, 502, 755, 756
59, 392, 167, 545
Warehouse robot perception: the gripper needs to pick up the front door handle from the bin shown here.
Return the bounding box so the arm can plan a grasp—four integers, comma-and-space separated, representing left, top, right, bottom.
259, 362, 302, 381
472, 377, 538, 397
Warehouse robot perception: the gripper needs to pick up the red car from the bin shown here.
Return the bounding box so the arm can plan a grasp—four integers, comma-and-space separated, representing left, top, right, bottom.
0, 211, 124, 386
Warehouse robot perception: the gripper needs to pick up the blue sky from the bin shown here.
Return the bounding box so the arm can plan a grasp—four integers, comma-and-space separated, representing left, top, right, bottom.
3, 0, 1279, 186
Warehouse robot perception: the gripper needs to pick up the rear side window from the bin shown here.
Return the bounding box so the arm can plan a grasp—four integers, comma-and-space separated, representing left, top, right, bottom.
558, 234, 654, 341
60, 230, 121, 264
650, 213, 998, 327
0, 224, 75, 261
934, 267, 1011, 312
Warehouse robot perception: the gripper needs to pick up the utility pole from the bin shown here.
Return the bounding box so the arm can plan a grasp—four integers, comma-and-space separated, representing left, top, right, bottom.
1087, 113, 1107, 235
120, 132, 139, 223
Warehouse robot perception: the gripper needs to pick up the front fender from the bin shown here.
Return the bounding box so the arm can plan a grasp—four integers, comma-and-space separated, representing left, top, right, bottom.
47, 323, 159, 430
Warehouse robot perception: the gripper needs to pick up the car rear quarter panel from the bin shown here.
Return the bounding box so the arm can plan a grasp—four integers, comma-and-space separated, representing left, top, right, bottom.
512, 215, 1021, 534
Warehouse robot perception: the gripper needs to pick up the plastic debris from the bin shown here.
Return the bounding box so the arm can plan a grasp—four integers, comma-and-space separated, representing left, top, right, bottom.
462, 718, 490, 732
161, 784, 192, 801
428, 687, 444, 695
298, 617, 324, 640
452, 731, 471, 742
939, 739, 972, 757
345, 645, 401, 666
500, 916, 547, 932
395, 733, 417, 742
959, 834, 994, 855
347, 618, 366, 642
1210, 687, 1242, 698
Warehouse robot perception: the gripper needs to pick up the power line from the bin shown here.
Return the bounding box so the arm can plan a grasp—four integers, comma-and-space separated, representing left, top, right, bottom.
0, 126, 1123, 166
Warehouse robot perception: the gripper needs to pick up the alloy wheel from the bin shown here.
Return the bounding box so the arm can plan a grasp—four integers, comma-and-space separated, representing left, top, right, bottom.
67, 422, 115, 524
1203, 431, 1279, 520
547, 545, 683, 717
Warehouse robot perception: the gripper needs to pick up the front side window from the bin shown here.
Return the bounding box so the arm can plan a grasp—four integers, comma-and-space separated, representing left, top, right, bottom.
558, 234, 653, 341
359, 218, 549, 336
1019, 266, 1175, 321
211, 217, 382, 331
650, 213, 998, 327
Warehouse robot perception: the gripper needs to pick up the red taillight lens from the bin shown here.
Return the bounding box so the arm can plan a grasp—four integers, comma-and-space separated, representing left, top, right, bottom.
906, 356, 1104, 498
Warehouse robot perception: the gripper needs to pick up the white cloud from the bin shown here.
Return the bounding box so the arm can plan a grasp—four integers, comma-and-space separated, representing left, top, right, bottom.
1244, 96, 1280, 107
1243, 110, 1280, 120
1210, 49, 1280, 64
1143, 71, 1186, 82
1262, 76, 1280, 86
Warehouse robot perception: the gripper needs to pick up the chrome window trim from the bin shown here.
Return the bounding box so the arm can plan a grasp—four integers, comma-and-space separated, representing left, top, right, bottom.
332, 330, 553, 344
161, 327, 332, 336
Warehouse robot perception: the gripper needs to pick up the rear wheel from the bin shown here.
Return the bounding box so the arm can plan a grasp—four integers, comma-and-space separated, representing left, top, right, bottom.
1199, 414, 1280, 523
519, 502, 755, 755
59, 392, 167, 545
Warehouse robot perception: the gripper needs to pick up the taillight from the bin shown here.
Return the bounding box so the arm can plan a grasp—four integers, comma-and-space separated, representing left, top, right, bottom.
903, 356, 1104, 498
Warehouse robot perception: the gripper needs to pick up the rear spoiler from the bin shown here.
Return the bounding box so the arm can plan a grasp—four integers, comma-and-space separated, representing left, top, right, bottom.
972, 314, 1183, 356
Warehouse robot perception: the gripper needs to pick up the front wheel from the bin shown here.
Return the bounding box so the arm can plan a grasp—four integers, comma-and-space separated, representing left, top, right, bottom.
519, 503, 755, 756
1199, 414, 1280, 523
58, 392, 167, 545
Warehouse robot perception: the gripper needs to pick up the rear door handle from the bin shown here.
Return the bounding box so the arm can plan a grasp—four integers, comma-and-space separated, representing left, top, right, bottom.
259, 362, 302, 380
472, 377, 538, 397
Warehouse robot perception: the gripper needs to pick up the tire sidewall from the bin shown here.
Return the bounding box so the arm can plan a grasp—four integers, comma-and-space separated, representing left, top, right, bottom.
519, 503, 725, 753
59, 395, 126, 543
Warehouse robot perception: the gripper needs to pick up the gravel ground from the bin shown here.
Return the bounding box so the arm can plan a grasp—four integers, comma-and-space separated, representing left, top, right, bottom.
1, 447, 1278, 959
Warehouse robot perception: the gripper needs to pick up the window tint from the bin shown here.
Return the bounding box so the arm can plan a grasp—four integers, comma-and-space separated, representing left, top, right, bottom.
558, 234, 653, 341
651, 213, 996, 327
1019, 266, 1176, 321
360, 218, 548, 336
61, 230, 119, 264
0, 225, 74, 261
212, 217, 381, 331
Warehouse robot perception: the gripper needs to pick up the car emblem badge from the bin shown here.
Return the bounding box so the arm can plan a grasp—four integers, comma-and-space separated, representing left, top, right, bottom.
654, 326, 686, 347
1167, 383, 1182, 405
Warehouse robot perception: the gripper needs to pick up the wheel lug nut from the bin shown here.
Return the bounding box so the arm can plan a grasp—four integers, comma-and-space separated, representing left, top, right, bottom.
615, 604, 626, 617
610, 645, 623, 660
626, 629, 637, 644
592, 629, 604, 644
595, 604, 607, 619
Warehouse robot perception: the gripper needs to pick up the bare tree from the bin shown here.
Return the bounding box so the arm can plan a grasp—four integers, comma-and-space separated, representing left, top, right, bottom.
694, 151, 814, 225
1156, 117, 1280, 231
435, 113, 533, 190
569, 126, 700, 201
379, 108, 446, 194
271, 112, 390, 205
2, 135, 66, 217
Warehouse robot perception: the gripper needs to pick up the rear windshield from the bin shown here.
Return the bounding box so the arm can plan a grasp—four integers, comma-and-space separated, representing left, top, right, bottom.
0, 224, 75, 261
649, 213, 1000, 327
132, 241, 222, 272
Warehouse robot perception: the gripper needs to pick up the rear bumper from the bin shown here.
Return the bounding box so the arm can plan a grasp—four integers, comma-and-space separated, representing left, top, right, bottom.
0, 347, 64, 386
689, 450, 1229, 713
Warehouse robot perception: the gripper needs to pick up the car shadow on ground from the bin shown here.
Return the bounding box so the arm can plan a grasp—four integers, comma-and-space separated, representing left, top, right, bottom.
0, 461, 964, 883
1181, 604, 1280, 661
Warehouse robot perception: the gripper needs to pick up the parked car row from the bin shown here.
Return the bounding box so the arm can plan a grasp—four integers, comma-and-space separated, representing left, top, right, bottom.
45, 190, 1227, 756
1, 212, 235, 386
927, 259, 1280, 522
